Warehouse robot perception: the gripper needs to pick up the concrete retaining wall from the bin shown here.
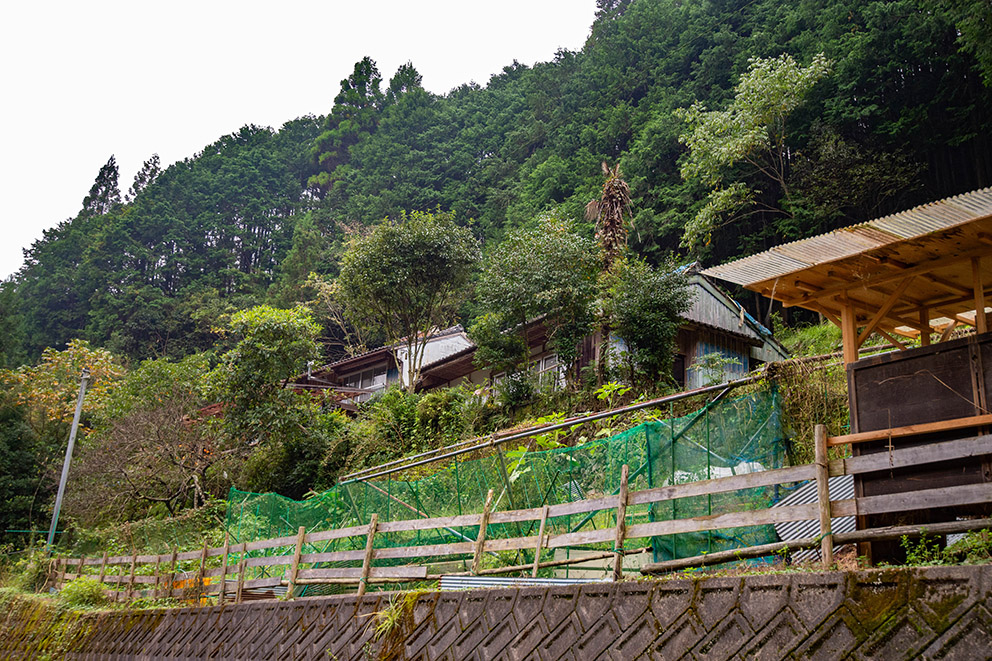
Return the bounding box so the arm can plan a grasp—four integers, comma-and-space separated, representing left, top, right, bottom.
3, 565, 992, 659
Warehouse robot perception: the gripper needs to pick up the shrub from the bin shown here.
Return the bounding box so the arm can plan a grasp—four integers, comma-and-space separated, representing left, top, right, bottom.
58, 576, 107, 608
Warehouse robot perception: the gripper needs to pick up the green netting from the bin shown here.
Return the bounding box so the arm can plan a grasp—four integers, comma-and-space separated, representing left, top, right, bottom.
225, 385, 788, 586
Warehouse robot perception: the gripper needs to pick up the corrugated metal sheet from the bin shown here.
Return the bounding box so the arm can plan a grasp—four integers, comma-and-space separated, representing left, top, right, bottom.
439, 575, 609, 591
773, 474, 856, 562
702, 188, 992, 287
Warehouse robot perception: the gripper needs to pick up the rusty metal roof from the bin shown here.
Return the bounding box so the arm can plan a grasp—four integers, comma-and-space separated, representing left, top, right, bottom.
702, 188, 992, 288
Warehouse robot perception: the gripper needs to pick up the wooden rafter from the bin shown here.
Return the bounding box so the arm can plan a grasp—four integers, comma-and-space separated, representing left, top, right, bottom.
857, 277, 914, 348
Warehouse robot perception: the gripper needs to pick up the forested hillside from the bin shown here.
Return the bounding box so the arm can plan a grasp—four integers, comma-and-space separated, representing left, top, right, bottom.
2, 0, 990, 367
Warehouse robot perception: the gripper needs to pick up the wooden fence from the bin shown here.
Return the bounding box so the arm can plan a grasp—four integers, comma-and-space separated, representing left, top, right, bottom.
51, 418, 992, 601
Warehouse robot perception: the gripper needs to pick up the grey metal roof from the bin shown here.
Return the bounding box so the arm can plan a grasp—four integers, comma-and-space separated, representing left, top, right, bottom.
773, 474, 856, 563
701, 188, 992, 287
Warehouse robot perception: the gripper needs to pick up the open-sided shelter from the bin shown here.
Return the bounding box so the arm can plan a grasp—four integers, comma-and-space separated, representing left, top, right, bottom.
702, 188, 992, 364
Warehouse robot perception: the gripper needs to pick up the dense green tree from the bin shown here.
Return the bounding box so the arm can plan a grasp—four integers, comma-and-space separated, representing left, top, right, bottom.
337, 209, 480, 390
471, 212, 599, 377
601, 256, 691, 384
80, 155, 122, 217
675, 53, 832, 250
125, 153, 161, 202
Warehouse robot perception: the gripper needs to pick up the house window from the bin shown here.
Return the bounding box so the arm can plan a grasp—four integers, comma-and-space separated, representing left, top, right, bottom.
342, 365, 388, 402
533, 353, 564, 387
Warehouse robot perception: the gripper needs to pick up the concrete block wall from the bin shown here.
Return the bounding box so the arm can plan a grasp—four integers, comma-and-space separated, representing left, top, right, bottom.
3, 565, 992, 659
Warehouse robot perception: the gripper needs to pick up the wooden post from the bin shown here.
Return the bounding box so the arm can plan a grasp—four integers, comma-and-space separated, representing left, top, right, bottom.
196, 538, 209, 603
974, 257, 988, 334
77, 555, 86, 580
357, 514, 379, 597
153, 554, 162, 599
235, 542, 247, 604
127, 552, 137, 601
57, 555, 67, 589
613, 465, 630, 582
814, 424, 834, 569
841, 301, 859, 365
531, 505, 550, 578
471, 490, 495, 575
286, 526, 306, 600
168, 548, 178, 600
919, 308, 931, 346
219, 532, 230, 606
98, 551, 108, 586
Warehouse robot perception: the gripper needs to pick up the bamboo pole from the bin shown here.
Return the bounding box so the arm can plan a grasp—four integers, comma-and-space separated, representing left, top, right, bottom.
286, 526, 306, 600
450, 546, 652, 578
814, 425, 833, 568
613, 465, 630, 582
471, 490, 495, 575
531, 505, 549, 578
641, 517, 992, 575
219, 532, 230, 606
357, 514, 378, 597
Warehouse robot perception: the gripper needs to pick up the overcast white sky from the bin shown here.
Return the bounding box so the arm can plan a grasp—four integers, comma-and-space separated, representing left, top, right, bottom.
0, 1, 597, 280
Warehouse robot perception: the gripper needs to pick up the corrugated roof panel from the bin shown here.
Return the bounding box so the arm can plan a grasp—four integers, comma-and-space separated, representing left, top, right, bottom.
773, 475, 855, 563
701, 188, 992, 288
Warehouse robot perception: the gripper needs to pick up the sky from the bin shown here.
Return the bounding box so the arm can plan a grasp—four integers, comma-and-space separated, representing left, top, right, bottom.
0, 0, 598, 280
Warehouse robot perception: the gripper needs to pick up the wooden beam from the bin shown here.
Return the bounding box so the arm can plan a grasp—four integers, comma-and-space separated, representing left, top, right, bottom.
827, 413, 992, 447
940, 320, 960, 342
919, 309, 931, 346
857, 277, 914, 347
875, 328, 908, 349
921, 273, 971, 297
779, 246, 992, 308
974, 257, 987, 333
841, 300, 859, 365
814, 425, 833, 568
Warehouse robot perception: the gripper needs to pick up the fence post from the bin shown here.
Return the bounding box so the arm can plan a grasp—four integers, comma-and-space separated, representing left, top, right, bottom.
153, 554, 162, 599
286, 526, 306, 600
78, 555, 86, 580
127, 552, 137, 601
197, 538, 209, 603
357, 514, 379, 597
613, 464, 630, 582
814, 424, 834, 568
168, 548, 178, 599
98, 551, 108, 586
532, 505, 550, 578
219, 532, 230, 606
236, 542, 247, 604
57, 555, 67, 589
472, 490, 495, 575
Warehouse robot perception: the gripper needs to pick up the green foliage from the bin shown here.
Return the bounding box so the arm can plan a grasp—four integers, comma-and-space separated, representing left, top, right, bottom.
601, 257, 692, 383
473, 212, 599, 375
676, 53, 832, 248
6, 547, 51, 593
337, 209, 480, 390
57, 576, 107, 608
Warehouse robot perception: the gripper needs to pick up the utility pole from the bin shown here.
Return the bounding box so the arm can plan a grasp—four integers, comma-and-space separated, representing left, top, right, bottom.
47, 368, 90, 551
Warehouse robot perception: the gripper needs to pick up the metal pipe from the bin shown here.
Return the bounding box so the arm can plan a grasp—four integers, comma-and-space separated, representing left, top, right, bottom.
47, 368, 90, 551
339, 375, 761, 485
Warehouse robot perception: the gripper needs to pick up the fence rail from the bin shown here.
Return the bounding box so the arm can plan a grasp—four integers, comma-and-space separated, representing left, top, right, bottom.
51, 422, 992, 602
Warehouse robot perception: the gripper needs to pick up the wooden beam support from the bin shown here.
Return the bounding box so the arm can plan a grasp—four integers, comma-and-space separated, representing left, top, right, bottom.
919, 309, 931, 346
779, 246, 992, 308
612, 465, 630, 582
357, 515, 378, 597
857, 277, 914, 348
814, 425, 833, 569
841, 301, 859, 365
922, 273, 972, 297
974, 257, 987, 334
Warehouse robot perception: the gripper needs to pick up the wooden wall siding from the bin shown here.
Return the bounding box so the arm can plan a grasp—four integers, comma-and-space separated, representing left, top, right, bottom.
5, 567, 992, 660
848, 332, 992, 562
681, 327, 755, 390
684, 276, 766, 345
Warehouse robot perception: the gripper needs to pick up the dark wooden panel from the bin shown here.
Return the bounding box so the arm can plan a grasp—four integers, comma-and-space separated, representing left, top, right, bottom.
848, 333, 992, 563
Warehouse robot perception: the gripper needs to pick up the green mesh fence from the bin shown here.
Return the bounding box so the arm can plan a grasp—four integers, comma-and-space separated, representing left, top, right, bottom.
225, 386, 788, 589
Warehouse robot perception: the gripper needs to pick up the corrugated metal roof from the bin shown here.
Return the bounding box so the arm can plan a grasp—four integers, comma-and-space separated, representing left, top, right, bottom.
773, 474, 855, 563
702, 188, 992, 287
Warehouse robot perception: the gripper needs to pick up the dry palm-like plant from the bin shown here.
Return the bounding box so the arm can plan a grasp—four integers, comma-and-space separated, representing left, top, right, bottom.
586, 162, 631, 270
